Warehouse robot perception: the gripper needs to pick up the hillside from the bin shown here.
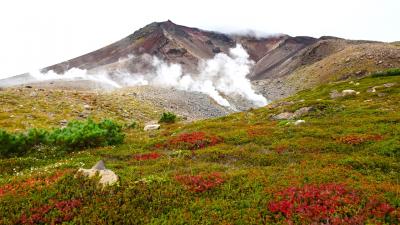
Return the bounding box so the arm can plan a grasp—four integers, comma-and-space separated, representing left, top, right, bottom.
1, 72, 399, 224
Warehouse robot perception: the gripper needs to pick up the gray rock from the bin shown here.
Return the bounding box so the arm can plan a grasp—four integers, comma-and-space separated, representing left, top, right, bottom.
92, 160, 106, 170
272, 112, 295, 120
30, 92, 38, 97
293, 107, 314, 118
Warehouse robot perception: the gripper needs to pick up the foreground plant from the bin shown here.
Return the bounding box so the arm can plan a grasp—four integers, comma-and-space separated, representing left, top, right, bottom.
174, 172, 224, 193
19, 199, 82, 224
267, 183, 399, 224
157, 132, 223, 150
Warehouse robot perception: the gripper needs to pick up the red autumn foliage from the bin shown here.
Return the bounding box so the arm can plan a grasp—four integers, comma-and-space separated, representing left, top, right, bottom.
175, 172, 224, 193
337, 134, 384, 145
157, 132, 223, 150
267, 183, 399, 224
274, 145, 288, 154
20, 199, 82, 224
134, 152, 161, 161
0, 170, 69, 198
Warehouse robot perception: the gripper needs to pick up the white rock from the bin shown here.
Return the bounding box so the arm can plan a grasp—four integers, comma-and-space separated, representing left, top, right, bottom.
83, 104, 91, 110
294, 120, 306, 126
342, 89, 358, 96
144, 124, 160, 131
77, 160, 118, 186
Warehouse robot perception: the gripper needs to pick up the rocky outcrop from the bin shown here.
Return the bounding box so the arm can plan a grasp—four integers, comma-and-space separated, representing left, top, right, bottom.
77, 160, 119, 186
272, 106, 314, 120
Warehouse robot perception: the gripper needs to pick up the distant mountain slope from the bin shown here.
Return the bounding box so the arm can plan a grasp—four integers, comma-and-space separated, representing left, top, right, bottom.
3, 21, 400, 102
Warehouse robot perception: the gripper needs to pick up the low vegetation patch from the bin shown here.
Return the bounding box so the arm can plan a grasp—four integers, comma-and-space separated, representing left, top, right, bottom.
267, 183, 399, 224
337, 134, 384, 145
19, 199, 82, 225
133, 152, 161, 161
156, 132, 223, 150
371, 68, 400, 77
174, 172, 224, 193
0, 119, 124, 158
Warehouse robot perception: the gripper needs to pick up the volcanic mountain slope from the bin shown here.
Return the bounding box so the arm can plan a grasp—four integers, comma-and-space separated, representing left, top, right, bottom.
42, 20, 236, 75
39, 21, 400, 96
1, 21, 400, 105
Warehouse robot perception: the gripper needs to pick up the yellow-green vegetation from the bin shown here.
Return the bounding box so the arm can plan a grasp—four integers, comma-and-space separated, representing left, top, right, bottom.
0, 88, 160, 132
0, 73, 400, 224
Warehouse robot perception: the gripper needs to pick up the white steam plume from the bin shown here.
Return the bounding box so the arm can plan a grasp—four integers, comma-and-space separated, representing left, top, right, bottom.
127, 44, 268, 107
18, 44, 267, 108
29, 68, 121, 88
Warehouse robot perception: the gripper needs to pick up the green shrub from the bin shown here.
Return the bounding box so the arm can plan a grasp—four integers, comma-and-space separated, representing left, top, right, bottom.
371, 68, 400, 77
0, 119, 124, 158
159, 112, 177, 123
46, 119, 124, 151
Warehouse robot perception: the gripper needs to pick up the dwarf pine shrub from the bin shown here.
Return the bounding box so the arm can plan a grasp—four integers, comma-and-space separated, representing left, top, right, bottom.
159, 112, 177, 123
371, 68, 400, 77
0, 119, 124, 158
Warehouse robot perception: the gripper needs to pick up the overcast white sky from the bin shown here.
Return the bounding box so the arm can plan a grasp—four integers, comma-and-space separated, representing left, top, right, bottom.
0, 0, 398, 77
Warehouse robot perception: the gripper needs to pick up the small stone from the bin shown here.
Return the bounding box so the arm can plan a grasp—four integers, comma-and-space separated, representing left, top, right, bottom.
342, 89, 358, 96
383, 83, 396, 88
60, 119, 68, 126
83, 104, 91, 110
30, 92, 38, 97
294, 120, 306, 126
144, 124, 160, 131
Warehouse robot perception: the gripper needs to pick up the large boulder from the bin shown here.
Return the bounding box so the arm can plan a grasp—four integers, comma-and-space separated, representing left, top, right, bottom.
77, 160, 119, 186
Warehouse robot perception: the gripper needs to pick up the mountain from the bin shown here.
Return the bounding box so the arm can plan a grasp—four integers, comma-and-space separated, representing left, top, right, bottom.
1, 21, 399, 108
39, 21, 400, 99
42, 20, 236, 75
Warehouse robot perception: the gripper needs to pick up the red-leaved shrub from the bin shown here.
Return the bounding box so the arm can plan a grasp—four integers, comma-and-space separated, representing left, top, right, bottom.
267, 183, 398, 224
337, 134, 384, 145
0, 170, 69, 198
134, 152, 161, 161
175, 172, 224, 193
157, 132, 222, 150
20, 199, 82, 224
